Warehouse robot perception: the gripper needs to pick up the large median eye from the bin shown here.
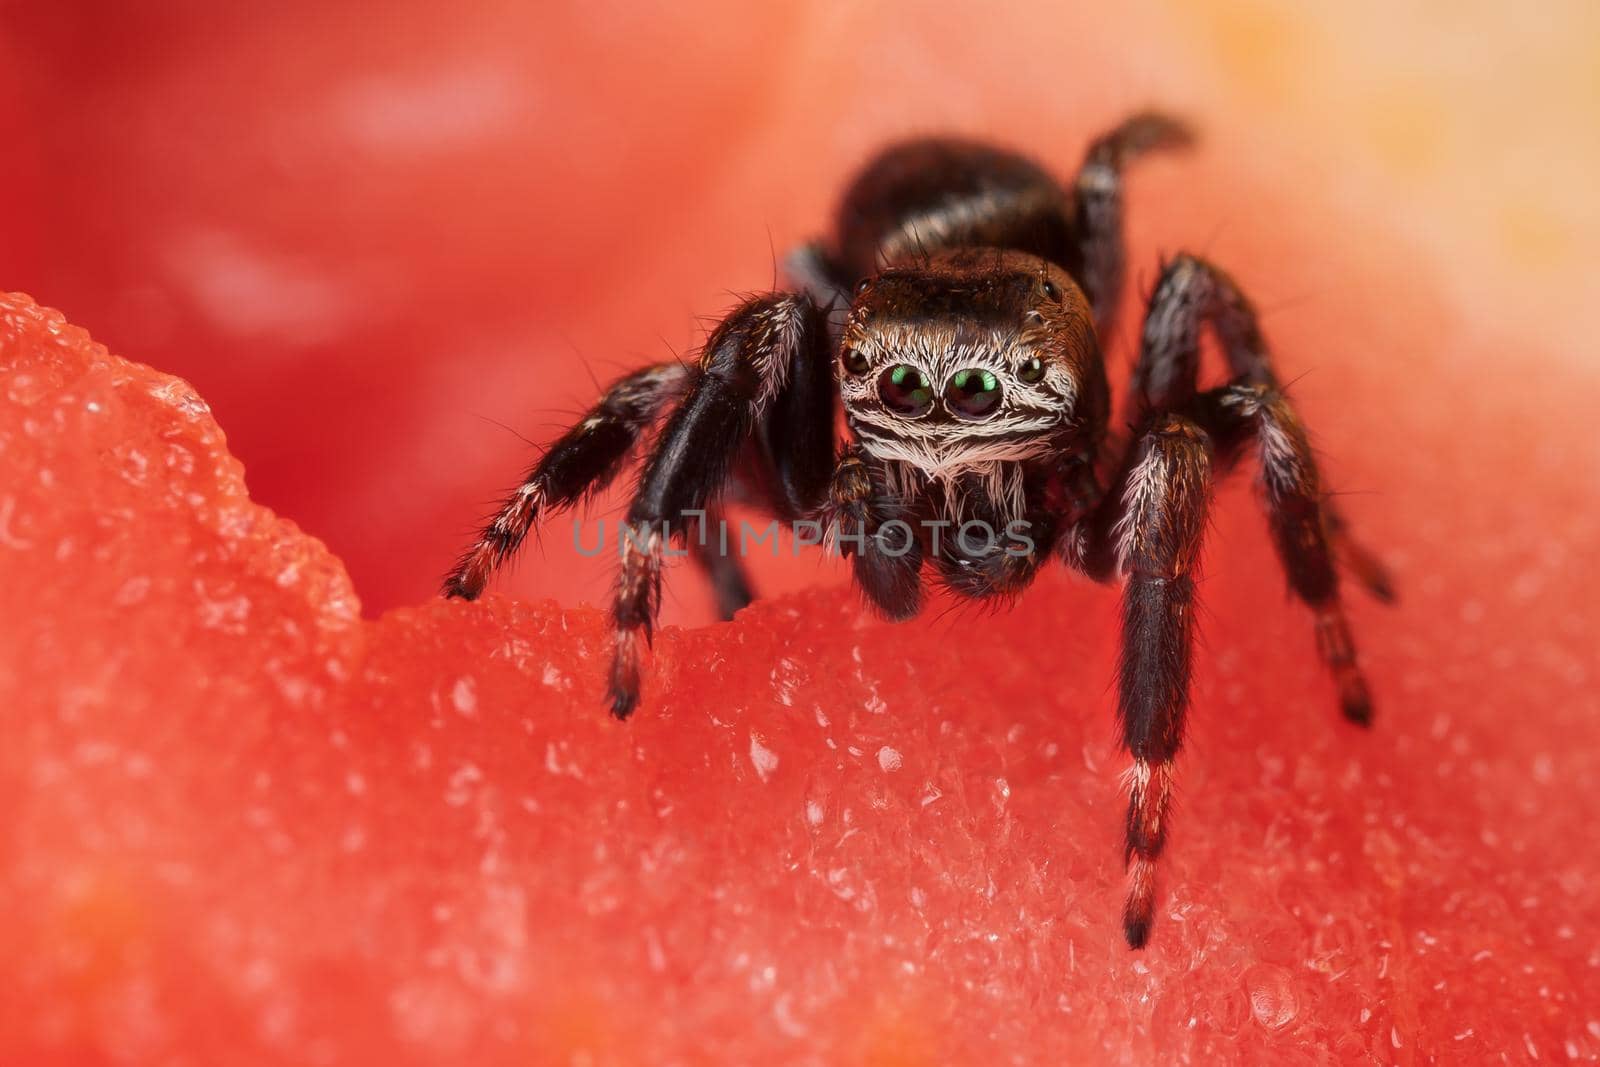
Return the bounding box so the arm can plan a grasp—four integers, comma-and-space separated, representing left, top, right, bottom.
944, 368, 1003, 419
877, 364, 934, 417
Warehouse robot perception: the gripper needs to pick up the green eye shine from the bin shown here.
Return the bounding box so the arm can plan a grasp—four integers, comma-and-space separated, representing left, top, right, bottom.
945, 367, 1003, 419
878, 364, 934, 416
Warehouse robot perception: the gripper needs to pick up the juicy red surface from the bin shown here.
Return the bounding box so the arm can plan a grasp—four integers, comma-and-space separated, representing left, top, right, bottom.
2, 277, 1598, 1064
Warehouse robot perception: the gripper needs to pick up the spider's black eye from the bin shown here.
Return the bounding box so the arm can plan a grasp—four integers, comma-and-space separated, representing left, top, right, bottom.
1042, 279, 1061, 301
855, 278, 872, 295
944, 368, 1003, 419
877, 364, 934, 417
1018, 356, 1046, 383
843, 349, 871, 376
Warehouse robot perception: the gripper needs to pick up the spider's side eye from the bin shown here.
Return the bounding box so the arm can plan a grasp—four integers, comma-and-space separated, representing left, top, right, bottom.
855, 278, 872, 295
1017, 356, 1046, 383
945, 368, 1003, 419
877, 364, 934, 417
1042, 279, 1061, 301
843, 349, 871, 376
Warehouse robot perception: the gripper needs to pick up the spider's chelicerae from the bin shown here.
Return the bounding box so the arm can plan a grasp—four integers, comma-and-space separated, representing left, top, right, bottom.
443, 113, 1395, 948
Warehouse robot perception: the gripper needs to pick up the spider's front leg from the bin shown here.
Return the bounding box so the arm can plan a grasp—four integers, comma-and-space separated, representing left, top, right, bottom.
1087, 252, 1395, 948
1134, 253, 1392, 723
608, 292, 831, 717
443, 362, 691, 600
1108, 415, 1214, 948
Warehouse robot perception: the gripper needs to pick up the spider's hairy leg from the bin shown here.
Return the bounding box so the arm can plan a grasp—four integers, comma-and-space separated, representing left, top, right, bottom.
1111, 414, 1212, 949
1186, 254, 1395, 604
1072, 111, 1194, 331
1136, 252, 1390, 722
442, 362, 690, 600
758, 281, 840, 520
608, 292, 830, 718
1208, 382, 1378, 724
825, 447, 922, 620
1325, 506, 1397, 605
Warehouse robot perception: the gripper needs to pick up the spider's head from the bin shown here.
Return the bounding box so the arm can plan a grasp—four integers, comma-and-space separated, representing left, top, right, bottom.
838, 250, 1098, 477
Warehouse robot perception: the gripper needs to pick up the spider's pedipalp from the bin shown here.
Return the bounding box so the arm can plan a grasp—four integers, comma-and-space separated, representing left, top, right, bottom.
824, 446, 923, 620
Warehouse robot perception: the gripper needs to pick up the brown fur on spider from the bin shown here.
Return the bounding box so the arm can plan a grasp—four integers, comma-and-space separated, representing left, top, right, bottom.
443, 113, 1395, 950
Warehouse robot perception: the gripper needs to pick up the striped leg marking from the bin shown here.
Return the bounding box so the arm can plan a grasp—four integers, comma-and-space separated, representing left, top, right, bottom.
443, 362, 689, 600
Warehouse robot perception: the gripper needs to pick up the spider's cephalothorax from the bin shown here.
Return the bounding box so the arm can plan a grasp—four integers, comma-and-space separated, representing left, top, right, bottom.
443, 114, 1395, 949
841, 252, 1101, 483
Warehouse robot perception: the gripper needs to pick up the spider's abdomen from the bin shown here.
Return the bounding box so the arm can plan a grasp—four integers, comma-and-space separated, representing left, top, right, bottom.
833, 139, 1077, 282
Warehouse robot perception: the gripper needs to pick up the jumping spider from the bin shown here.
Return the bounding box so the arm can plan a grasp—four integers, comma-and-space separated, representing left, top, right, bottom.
444, 113, 1394, 948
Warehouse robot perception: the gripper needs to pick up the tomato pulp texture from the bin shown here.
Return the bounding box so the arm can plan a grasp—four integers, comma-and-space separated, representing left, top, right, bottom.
4, 228, 1600, 1061
5, 5, 1600, 1064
